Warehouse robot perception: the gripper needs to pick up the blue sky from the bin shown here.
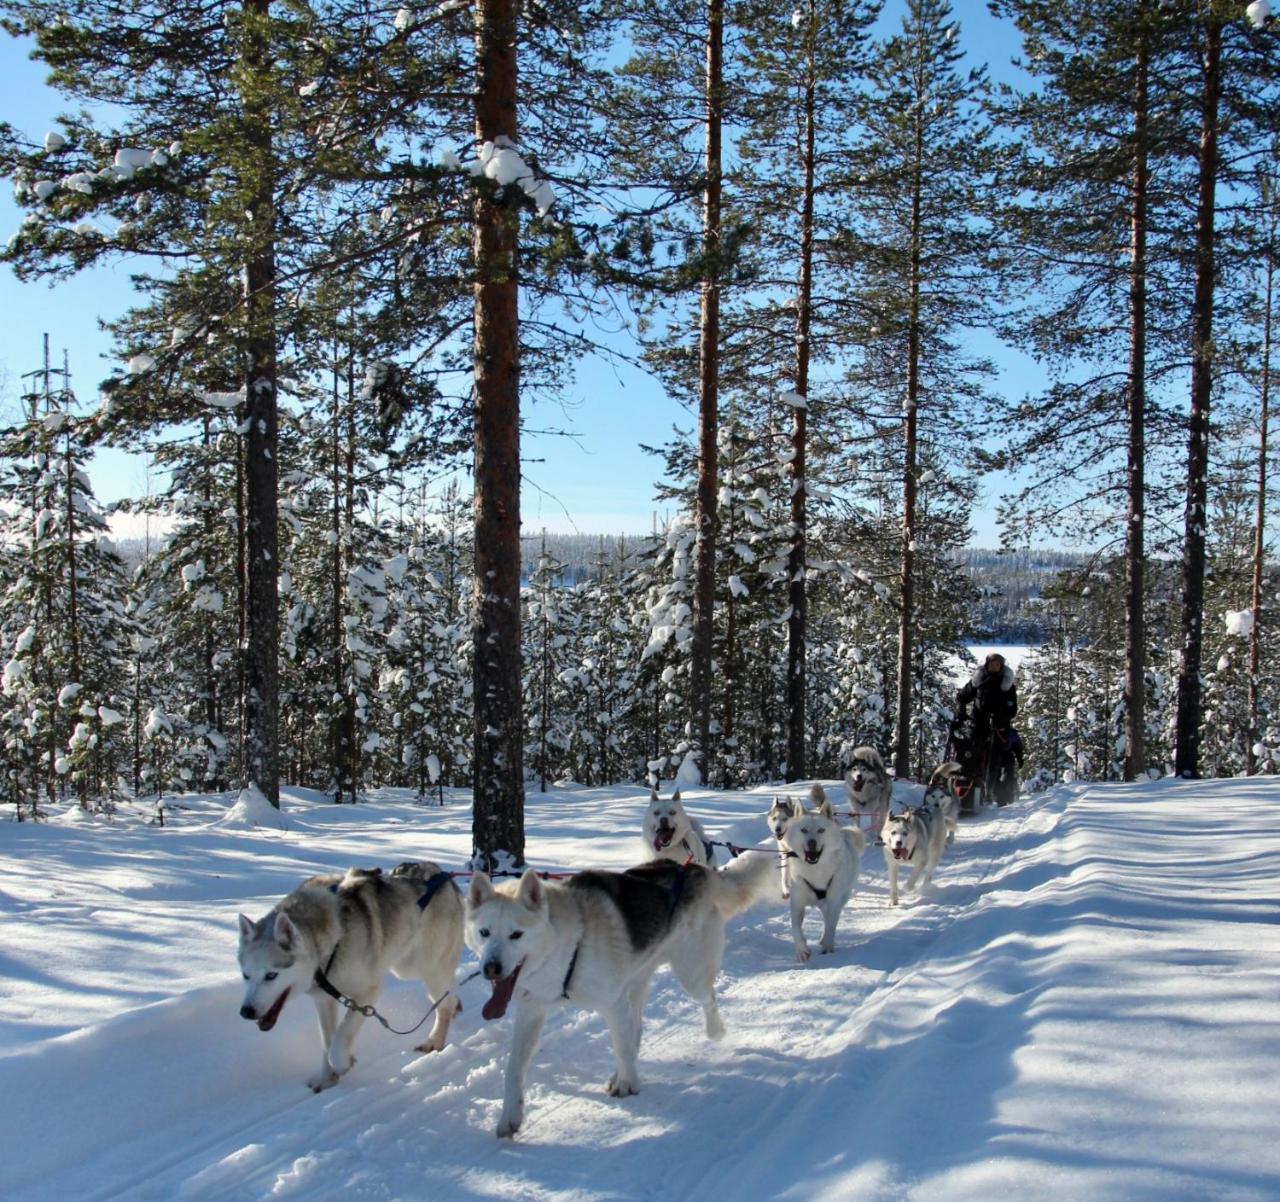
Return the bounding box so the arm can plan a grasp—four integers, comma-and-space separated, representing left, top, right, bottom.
0, 3, 1028, 545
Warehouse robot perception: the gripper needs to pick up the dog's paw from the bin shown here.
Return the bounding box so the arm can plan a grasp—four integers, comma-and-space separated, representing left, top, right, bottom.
606, 1074, 639, 1097
414, 1035, 446, 1054
496, 1115, 522, 1140
795, 946, 811, 963
307, 1067, 339, 1093
706, 1014, 726, 1041
819, 943, 835, 955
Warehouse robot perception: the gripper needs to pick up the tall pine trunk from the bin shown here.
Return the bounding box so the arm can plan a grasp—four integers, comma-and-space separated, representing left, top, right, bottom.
1123, 18, 1149, 782
1174, 16, 1221, 779
785, 35, 817, 784
471, 0, 525, 868
1248, 193, 1274, 775
893, 108, 924, 781
239, 0, 280, 806
690, 0, 724, 786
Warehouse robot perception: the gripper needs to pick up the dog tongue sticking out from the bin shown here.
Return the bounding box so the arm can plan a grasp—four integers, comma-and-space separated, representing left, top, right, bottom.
482, 964, 522, 1020
257, 986, 291, 1031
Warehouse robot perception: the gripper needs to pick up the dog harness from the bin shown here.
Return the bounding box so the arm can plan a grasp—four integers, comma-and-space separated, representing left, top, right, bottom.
414, 870, 453, 911
807, 871, 837, 901
560, 946, 579, 999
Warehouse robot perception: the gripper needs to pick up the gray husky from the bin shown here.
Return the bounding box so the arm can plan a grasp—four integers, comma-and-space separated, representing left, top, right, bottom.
881, 803, 949, 907
923, 761, 963, 846
780, 785, 866, 962
466, 854, 774, 1139
844, 746, 893, 819
238, 862, 464, 1092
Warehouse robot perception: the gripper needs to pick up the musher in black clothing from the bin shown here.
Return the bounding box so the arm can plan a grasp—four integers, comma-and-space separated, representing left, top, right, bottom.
952, 651, 1022, 806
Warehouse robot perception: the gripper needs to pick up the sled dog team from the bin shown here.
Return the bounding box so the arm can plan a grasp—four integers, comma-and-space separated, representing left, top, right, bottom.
238, 745, 961, 1139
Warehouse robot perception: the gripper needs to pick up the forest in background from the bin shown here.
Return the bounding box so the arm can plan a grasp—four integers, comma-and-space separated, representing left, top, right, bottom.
1, 1, 1278, 857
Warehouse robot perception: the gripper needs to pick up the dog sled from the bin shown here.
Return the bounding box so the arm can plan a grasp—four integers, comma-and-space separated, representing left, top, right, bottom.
944, 720, 1022, 814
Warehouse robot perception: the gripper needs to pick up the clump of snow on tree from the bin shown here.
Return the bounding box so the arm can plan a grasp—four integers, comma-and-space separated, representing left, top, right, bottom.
1225, 609, 1254, 637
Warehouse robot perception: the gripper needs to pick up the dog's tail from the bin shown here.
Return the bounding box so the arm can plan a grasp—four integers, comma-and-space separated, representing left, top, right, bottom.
705, 852, 777, 917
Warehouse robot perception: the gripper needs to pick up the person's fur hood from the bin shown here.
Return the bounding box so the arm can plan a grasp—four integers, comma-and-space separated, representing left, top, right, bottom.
970, 663, 1016, 691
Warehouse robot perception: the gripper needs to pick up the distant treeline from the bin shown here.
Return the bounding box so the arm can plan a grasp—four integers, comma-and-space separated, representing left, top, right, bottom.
516, 533, 1086, 645
110, 527, 1084, 645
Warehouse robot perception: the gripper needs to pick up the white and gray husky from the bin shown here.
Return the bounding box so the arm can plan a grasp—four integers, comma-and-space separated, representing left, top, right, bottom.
881, 803, 949, 907
780, 785, 866, 962
466, 854, 774, 1138
642, 788, 711, 866
844, 746, 893, 819
765, 795, 803, 898
923, 762, 963, 846
238, 861, 464, 1092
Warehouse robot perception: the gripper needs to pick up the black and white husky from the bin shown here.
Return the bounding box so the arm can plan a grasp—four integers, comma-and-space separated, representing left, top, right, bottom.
642, 788, 711, 865
466, 854, 775, 1138
780, 785, 866, 961
237, 862, 464, 1091
881, 803, 949, 907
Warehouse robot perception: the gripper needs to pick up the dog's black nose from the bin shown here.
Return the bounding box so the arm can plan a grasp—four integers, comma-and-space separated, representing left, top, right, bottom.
483, 960, 504, 981
240, 1004, 256, 1021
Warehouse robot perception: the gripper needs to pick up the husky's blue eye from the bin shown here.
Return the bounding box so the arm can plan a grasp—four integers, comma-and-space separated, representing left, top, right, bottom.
479, 928, 490, 938
265, 972, 278, 981
510, 931, 523, 940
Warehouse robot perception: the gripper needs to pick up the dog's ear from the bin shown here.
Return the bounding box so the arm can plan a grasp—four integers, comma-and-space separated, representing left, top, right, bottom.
816, 796, 835, 819
516, 868, 546, 911
649, 787, 659, 802
273, 912, 298, 952
671, 789, 681, 804
468, 871, 495, 906
238, 913, 255, 943
809, 783, 827, 807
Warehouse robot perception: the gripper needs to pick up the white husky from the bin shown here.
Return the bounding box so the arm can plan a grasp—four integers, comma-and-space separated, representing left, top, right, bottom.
844, 746, 893, 820
238, 862, 464, 1092
780, 785, 866, 962
642, 788, 711, 865
765, 795, 803, 898
881, 804, 949, 907
466, 854, 774, 1138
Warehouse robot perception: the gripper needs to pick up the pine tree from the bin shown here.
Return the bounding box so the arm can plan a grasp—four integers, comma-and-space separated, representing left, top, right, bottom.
0, 346, 131, 813
836, 0, 998, 780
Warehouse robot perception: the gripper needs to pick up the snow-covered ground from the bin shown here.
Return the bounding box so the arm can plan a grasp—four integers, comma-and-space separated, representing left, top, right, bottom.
2, 774, 1277, 1201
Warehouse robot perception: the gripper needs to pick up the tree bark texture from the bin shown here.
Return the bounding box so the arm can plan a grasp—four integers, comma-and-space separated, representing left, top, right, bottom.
240, 0, 280, 806
690, 0, 724, 785
1124, 20, 1149, 782
1174, 17, 1221, 779
893, 106, 924, 781
785, 32, 817, 784
471, 0, 525, 868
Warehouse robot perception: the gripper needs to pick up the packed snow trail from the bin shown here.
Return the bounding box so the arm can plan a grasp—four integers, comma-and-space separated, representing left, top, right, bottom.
1, 777, 1278, 1200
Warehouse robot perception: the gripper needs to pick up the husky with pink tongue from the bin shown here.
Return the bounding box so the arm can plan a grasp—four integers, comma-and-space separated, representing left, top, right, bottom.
466, 854, 775, 1139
